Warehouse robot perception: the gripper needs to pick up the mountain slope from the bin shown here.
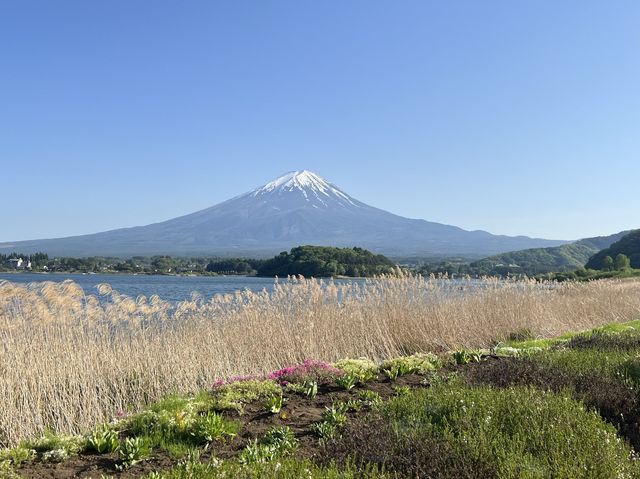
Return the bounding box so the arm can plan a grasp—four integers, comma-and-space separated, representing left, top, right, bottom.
471, 230, 631, 274
0, 170, 566, 257
586, 230, 640, 269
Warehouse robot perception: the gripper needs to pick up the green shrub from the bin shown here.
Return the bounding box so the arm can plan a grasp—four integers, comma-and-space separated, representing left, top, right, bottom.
190, 412, 238, 444
369, 385, 639, 477
147, 457, 390, 478
334, 372, 358, 390
392, 385, 410, 397
238, 439, 278, 465
309, 421, 338, 442
86, 423, 119, 454
462, 354, 640, 451
117, 437, 147, 470
262, 426, 298, 454
0, 446, 35, 467
568, 328, 640, 352
451, 350, 470, 365
357, 390, 382, 409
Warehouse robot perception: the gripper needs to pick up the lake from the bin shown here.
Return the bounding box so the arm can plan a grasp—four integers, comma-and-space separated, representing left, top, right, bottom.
0, 273, 364, 302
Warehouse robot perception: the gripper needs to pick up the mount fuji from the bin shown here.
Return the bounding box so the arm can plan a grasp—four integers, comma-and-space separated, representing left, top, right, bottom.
0, 170, 566, 258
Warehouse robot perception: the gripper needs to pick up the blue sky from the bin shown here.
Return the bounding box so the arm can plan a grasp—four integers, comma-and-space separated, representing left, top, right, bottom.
1, 1, 638, 242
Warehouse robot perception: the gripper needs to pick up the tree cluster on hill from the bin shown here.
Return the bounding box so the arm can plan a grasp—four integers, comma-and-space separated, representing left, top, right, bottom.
205, 258, 265, 274
0, 254, 263, 275
468, 243, 598, 276
256, 245, 396, 277
454, 231, 632, 277
586, 230, 640, 270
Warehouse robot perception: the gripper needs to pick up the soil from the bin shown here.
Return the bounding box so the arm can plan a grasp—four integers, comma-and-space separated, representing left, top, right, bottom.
16, 373, 430, 478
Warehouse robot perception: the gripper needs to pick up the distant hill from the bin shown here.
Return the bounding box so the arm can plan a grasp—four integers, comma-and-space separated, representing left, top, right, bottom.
471, 230, 630, 275
0, 170, 566, 258
586, 230, 640, 270
257, 245, 395, 277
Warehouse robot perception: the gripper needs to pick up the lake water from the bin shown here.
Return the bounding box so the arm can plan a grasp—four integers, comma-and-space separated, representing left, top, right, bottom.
0, 273, 364, 302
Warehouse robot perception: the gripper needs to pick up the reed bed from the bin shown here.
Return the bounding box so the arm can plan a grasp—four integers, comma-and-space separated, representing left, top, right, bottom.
1, 274, 639, 446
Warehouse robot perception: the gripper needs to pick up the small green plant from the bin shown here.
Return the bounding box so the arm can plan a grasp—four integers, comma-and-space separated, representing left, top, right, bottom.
309, 402, 350, 443
41, 448, 68, 463
382, 366, 400, 380
86, 423, 119, 454
309, 421, 338, 442
169, 450, 221, 476
116, 437, 145, 470
323, 403, 348, 426
262, 426, 298, 454
191, 412, 238, 444
452, 350, 471, 365
357, 368, 379, 383
0, 446, 35, 467
239, 439, 278, 464
284, 382, 305, 394
264, 393, 285, 414
344, 399, 361, 411
335, 372, 358, 390
392, 385, 411, 397
469, 349, 483, 363
0, 460, 22, 479
239, 426, 299, 465
302, 380, 318, 398
357, 390, 382, 408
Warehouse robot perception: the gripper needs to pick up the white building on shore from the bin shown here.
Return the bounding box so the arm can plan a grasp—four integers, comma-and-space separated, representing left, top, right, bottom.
6, 258, 32, 270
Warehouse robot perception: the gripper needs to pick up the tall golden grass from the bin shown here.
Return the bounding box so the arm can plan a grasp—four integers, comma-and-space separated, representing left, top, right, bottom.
1, 274, 639, 446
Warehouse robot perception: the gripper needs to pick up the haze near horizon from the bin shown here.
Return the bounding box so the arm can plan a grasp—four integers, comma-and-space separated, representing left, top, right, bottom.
1, 1, 639, 242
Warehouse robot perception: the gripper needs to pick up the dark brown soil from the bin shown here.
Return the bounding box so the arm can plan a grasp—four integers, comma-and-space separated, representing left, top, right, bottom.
16, 373, 429, 478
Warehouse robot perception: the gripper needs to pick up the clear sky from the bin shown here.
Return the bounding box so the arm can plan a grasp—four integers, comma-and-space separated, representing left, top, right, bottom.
2, 1, 639, 242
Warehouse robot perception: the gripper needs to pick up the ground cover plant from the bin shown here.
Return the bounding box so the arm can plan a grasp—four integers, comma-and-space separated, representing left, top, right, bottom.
2, 275, 640, 446
327, 384, 639, 478
4, 320, 640, 478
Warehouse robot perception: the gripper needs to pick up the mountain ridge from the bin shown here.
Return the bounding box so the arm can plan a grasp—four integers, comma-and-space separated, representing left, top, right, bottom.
0, 170, 567, 258
471, 230, 631, 275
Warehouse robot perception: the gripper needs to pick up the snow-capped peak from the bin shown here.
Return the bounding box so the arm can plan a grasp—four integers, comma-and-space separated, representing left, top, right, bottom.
250, 170, 359, 208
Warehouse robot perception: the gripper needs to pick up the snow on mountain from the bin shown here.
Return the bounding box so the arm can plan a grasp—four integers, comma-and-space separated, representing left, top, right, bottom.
0, 170, 567, 257
250, 170, 358, 208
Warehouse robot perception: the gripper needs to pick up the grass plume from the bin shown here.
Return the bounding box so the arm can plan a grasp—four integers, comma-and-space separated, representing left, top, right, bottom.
1, 274, 639, 446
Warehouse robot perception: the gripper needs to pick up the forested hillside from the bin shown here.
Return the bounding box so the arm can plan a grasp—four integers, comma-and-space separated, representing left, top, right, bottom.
469, 230, 630, 276
257, 246, 395, 277
586, 230, 640, 270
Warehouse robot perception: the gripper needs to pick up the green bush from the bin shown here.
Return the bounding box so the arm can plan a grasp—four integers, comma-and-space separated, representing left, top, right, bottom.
117, 437, 148, 470
331, 385, 639, 478
190, 412, 238, 444
86, 423, 119, 454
